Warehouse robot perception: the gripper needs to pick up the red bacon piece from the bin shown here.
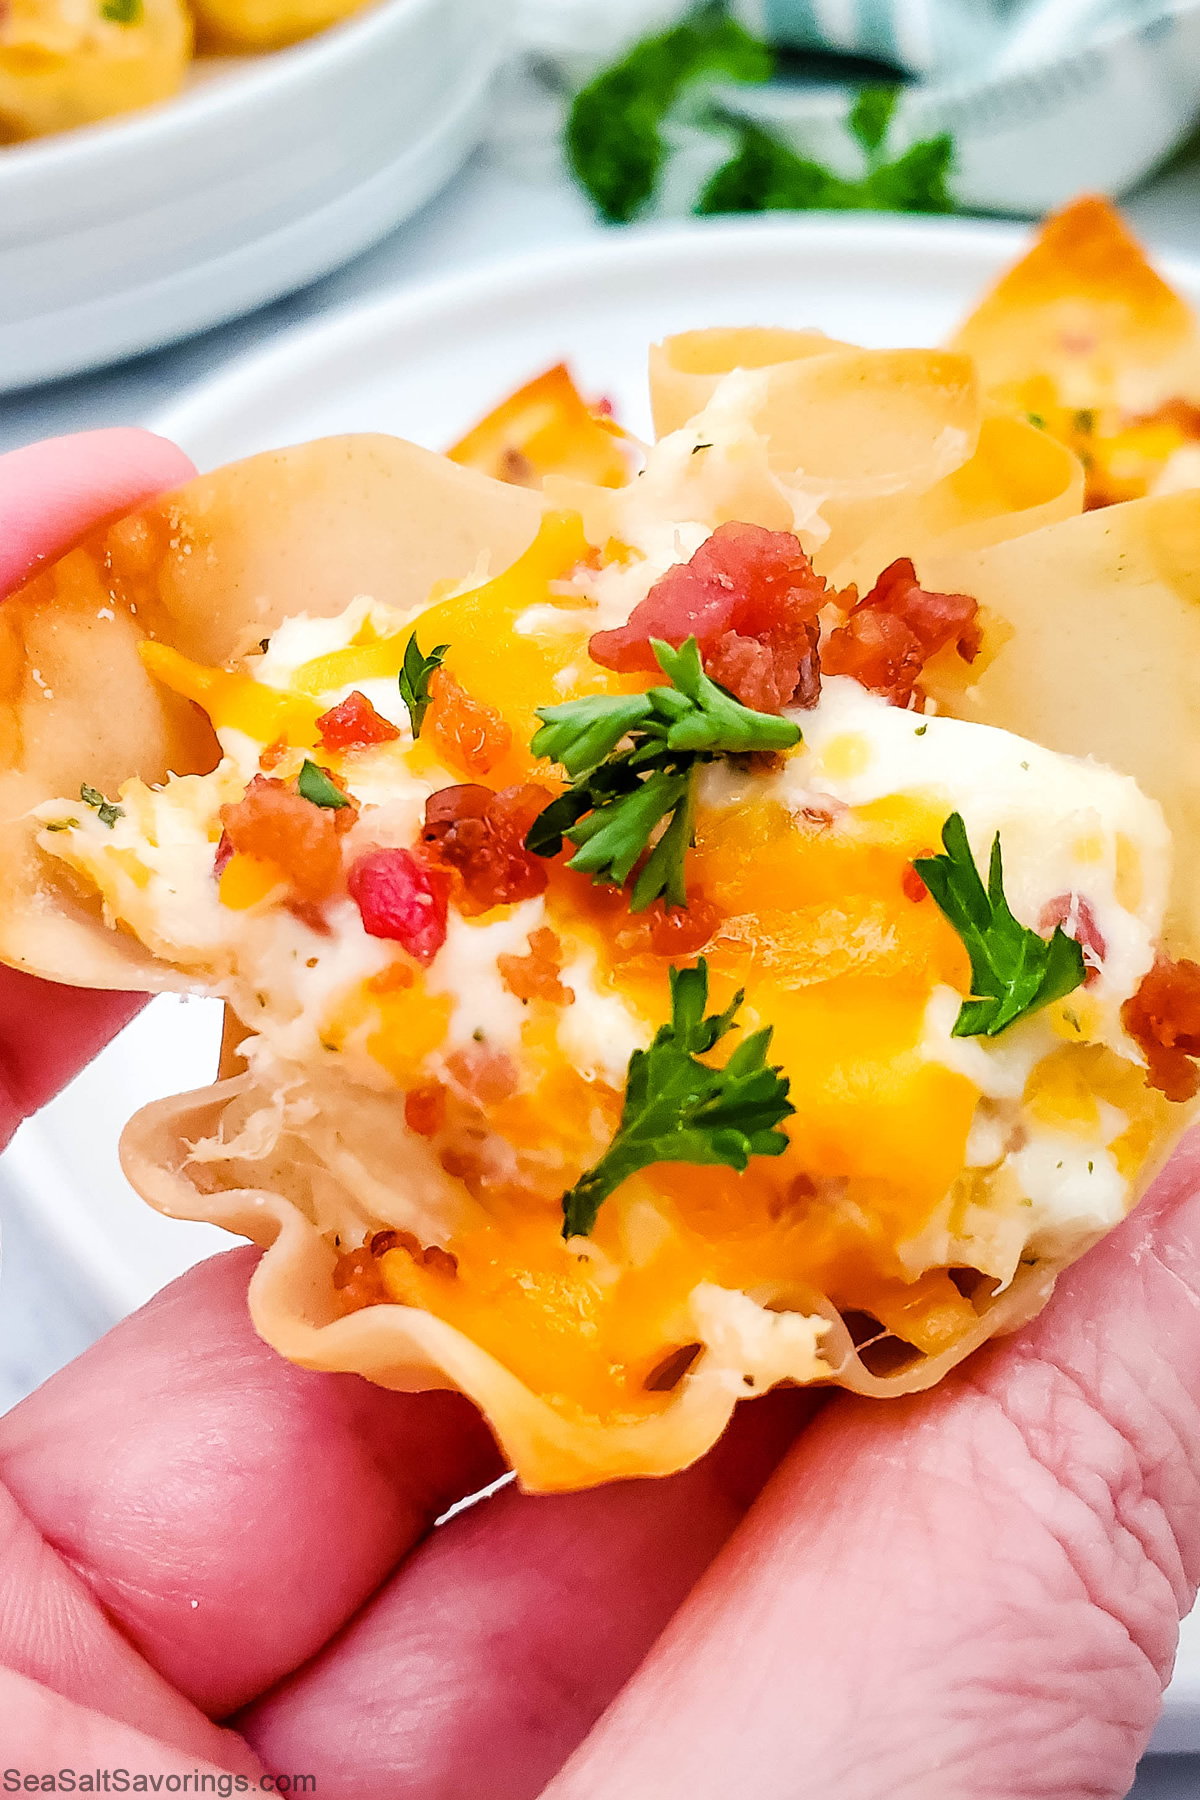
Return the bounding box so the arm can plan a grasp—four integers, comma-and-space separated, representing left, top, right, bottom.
1122, 956, 1200, 1102
823, 558, 981, 706
589, 521, 827, 713
220, 775, 343, 903
422, 783, 551, 909
317, 691, 401, 751
348, 848, 449, 964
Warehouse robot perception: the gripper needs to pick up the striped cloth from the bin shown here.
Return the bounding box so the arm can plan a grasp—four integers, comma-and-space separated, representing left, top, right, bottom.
510, 0, 1200, 213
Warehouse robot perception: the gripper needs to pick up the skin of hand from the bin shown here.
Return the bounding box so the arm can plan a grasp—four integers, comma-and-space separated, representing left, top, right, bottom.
1, 430, 1198, 1800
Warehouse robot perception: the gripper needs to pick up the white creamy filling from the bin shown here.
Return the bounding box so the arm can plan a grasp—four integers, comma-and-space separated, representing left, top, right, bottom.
252, 598, 408, 691
702, 674, 1170, 1267
555, 940, 651, 1086
427, 902, 549, 1055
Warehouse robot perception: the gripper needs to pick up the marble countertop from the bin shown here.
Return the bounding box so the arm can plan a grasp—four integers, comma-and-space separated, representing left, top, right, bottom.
4, 137, 1200, 1794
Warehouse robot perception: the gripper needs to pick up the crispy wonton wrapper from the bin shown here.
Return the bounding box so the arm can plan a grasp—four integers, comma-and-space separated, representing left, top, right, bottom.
950, 194, 1200, 417
647, 329, 1082, 584
1, 395, 1192, 1489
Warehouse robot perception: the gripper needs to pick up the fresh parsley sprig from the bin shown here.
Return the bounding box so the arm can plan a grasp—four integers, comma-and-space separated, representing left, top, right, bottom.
565, 9, 957, 223
566, 8, 772, 224
561, 959, 794, 1237
80, 783, 123, 828
399, 635, 449, 739
526, 636, 799, 911
914, 813, 1086, 1038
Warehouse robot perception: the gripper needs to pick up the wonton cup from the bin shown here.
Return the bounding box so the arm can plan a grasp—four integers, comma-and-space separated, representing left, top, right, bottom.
3, 351, 1198, 1491
950, 195, 1200, 508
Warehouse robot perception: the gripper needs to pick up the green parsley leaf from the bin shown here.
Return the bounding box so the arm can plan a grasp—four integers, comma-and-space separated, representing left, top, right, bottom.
566, 9, 772, 224
43, 818, 79, 833
101, 0, 143, 21
697, 101, 954, 218
527, 636, 799, 909
80, 784, 123, 828
399, 635, 448, 739
861, 132, 954, 213
297, 759, 351, 809
696, 121, 837, 214
560, 958, 793, 1237
849, 85, 899, 156
914, 812, 1086, 1038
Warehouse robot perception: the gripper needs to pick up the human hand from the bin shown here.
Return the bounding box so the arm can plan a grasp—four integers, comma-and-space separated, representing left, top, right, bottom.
1, 432, 1198, 1800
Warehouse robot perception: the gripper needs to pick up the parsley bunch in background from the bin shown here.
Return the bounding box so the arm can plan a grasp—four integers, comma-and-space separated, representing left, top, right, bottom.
565, 3, 955, 224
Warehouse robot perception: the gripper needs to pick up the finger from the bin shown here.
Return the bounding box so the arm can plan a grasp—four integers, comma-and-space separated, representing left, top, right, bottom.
0, 1246, 503, 1718
0, 1479, 258, 1772
0, 1665, 256, 1786
238, 1388, 820, 1798
0, 964, 144, 1148
0, 428, 195, 597
0, 427, 198, 1121
540, 1136, 1200, 1800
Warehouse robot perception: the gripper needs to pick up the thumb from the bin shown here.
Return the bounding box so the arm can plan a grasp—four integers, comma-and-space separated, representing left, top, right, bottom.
546, 1134, 1200, 1800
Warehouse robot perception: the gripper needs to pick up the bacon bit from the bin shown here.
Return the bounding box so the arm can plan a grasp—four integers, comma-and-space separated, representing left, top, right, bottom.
363, 1226, 458, 1279
1122, 956, 1200, 1101
220, 775, 342, 903
649, 893, 720, 956
332, 1244, 387, 1309
589, 521, 828, 712
367, 962, 416, 995
348, 848, 450, 964
405, 1083, 447, 1137
426, 668, 512, 777
369, 1229, 403, 1256
444, 1042, 520, 1105
259, 736, 289, 772
823, 558, 981, 706
317, 690, 401, 751
822, 607, 924, 705
423, 1245, 459, 1277
422, 783, 551, 909
498, 926, 575, 1005
213, 831, 234, 878
902, 863, 929, 904
1039, 893, 1107, 983
288, 900, 333, 936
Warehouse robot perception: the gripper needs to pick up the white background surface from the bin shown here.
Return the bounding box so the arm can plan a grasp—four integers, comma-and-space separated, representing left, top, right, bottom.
5, 137, 1200, 1796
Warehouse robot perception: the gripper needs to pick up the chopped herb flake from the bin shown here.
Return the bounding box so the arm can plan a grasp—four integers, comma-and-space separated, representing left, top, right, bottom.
80, 784, 123, 828
297, 760, 351, 809
914, 812, 1085, 1037
101, 0, 142, 21
399, 634, 448, 739
560, 959, 793, 1237
44, 818, 79, 833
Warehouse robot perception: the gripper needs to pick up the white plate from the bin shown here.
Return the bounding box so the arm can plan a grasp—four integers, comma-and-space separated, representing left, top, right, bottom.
0, 0, 503, 391
11, 214, 1200, 1750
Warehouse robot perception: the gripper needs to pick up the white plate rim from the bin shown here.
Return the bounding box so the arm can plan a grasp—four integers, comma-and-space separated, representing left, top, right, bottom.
152, 211, 1200, 457
150, 214, 1035, 446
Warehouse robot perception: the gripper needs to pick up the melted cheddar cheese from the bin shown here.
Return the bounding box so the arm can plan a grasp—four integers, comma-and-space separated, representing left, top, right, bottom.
34, 506, 1173, 1431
